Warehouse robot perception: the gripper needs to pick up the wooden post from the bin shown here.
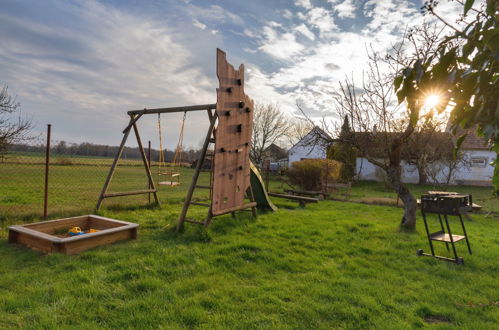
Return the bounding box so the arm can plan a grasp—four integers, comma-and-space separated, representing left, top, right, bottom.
43, 124, 51, 219
95, 117, 134, 211
324, 161, 329, 193
177, 113, 218, 231
148, 140, 151, 203
132, 119, 160, 206
247, 186, 257, 218
265, 159, 270, 191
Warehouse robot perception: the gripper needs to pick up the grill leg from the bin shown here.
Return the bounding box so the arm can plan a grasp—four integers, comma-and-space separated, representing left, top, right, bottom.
437, 214, 450, 251
422, 211, 435, 256
443, 214, 459, 261
459, 214, 472, 254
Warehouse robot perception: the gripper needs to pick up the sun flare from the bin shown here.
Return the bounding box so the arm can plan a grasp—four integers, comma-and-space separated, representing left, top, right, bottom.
424, 94, 441, 109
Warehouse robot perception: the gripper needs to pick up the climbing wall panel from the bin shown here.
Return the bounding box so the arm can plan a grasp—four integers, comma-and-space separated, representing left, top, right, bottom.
211, 49, 254, 216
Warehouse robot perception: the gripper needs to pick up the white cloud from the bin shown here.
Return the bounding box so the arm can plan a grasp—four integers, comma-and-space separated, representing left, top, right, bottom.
186, 4, 244, 26
294, 0, 313, 10
193, 19, 207, 30
268, 21, 283, 28
294, 24, 316, 40
329, 0, 357, 18
281, 9, 293, 19
243, 28, 256, 38
298, 7, 338, 37
258, 26, 305, 61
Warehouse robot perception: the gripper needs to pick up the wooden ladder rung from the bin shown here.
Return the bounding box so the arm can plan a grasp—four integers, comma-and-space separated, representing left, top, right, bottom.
184, 219, 205, 225
190, 202, 211, 207
171, 173, 180, 177
195, 185, 212, 189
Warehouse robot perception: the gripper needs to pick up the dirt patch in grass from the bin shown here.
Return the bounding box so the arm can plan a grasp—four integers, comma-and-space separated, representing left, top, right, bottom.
360, 197, 399, 206
424, 314, 452, 324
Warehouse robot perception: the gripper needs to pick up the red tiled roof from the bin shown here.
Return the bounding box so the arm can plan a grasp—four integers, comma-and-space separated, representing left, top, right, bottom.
455, 127, 491, 150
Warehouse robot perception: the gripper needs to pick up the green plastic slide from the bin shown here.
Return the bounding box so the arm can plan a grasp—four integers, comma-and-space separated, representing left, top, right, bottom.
249, 161, 278, 212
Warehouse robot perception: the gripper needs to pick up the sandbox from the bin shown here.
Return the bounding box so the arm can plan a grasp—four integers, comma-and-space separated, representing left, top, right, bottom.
8, 215, 138, 255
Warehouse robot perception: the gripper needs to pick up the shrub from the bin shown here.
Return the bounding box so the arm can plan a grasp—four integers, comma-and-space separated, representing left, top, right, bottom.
286, 158, 342, 191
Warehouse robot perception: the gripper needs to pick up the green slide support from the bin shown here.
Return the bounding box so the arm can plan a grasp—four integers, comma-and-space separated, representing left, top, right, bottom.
249, 161, 278, 212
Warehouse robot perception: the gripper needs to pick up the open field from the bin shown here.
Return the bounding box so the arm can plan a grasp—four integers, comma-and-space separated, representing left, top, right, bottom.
1, 200, 498, 328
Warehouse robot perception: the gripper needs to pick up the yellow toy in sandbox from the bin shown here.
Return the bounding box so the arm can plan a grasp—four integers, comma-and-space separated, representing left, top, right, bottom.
68, 227, 99, 236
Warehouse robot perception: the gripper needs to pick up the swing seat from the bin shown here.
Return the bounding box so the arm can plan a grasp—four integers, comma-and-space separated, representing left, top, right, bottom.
159, 172, 180, 177
158, 181, 180, 186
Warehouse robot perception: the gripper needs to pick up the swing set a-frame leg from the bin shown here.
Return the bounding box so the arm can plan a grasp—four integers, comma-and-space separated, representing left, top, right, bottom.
96, 114, 160, 211
96, 117, 134, 211
132, 120, 160, 206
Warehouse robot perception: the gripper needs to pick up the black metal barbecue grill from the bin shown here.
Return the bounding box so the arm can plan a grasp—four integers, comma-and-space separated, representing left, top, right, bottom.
417, 193, 472, 264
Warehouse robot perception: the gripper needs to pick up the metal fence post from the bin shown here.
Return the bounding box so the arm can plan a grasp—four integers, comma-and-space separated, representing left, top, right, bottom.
43, 124, 51, 219
148, 140, 151, 203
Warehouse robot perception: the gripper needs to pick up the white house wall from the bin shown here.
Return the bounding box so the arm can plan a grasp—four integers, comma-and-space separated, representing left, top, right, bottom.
288, 129, 330, 167
356, 150, 495, 186
288, 144, 328, 166
453, 150, 495, 185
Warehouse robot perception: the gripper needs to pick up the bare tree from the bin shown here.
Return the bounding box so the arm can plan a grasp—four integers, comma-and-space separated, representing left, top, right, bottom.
426, 148, 470, 186
400, 112, 452, 184
0, 85, 32, 152
287, 117, 315, 146
331, 26, 445, 229
251, 103, 291, 166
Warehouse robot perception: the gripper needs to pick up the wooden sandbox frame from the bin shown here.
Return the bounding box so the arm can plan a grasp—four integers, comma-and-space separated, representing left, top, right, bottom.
8, 215, 138, 255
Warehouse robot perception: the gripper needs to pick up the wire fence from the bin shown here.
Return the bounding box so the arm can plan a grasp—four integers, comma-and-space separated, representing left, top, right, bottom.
0, 125, 215, 224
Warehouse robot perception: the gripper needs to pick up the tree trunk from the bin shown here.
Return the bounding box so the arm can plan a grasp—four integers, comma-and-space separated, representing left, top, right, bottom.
417, 164, 428, 185
386, 165, 417, 229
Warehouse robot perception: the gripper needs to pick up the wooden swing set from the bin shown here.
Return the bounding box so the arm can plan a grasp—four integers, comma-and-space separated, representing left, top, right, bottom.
96, 49, 257, 230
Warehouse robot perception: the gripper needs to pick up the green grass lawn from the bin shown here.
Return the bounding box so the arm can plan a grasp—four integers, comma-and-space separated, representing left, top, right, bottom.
0, 199, 498, 328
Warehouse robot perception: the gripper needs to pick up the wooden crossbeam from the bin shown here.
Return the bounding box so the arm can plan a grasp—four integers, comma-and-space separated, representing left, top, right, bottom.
127, 104, 216, 116
191, 202, 211, 207
103, 189, 157, 198
211, 202, 257, 216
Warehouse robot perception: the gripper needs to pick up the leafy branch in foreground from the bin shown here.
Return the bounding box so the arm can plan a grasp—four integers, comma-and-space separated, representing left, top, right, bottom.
396, 0, 498, 194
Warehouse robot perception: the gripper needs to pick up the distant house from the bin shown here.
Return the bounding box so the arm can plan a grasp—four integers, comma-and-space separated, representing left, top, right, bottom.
289, 126, 495, 186
288, 126, 333, 167
446, 128, 494, 186
262, 143, 288, 171
356, 127, 495, 186
262, 143, 287, 162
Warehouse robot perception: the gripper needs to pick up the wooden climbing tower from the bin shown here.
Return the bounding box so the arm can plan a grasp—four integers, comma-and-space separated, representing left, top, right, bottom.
96, 49, 257, 228
176, 49, 257, 230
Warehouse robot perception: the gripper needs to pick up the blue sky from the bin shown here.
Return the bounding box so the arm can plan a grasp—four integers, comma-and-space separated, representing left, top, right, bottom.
0, 0, 461, 148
